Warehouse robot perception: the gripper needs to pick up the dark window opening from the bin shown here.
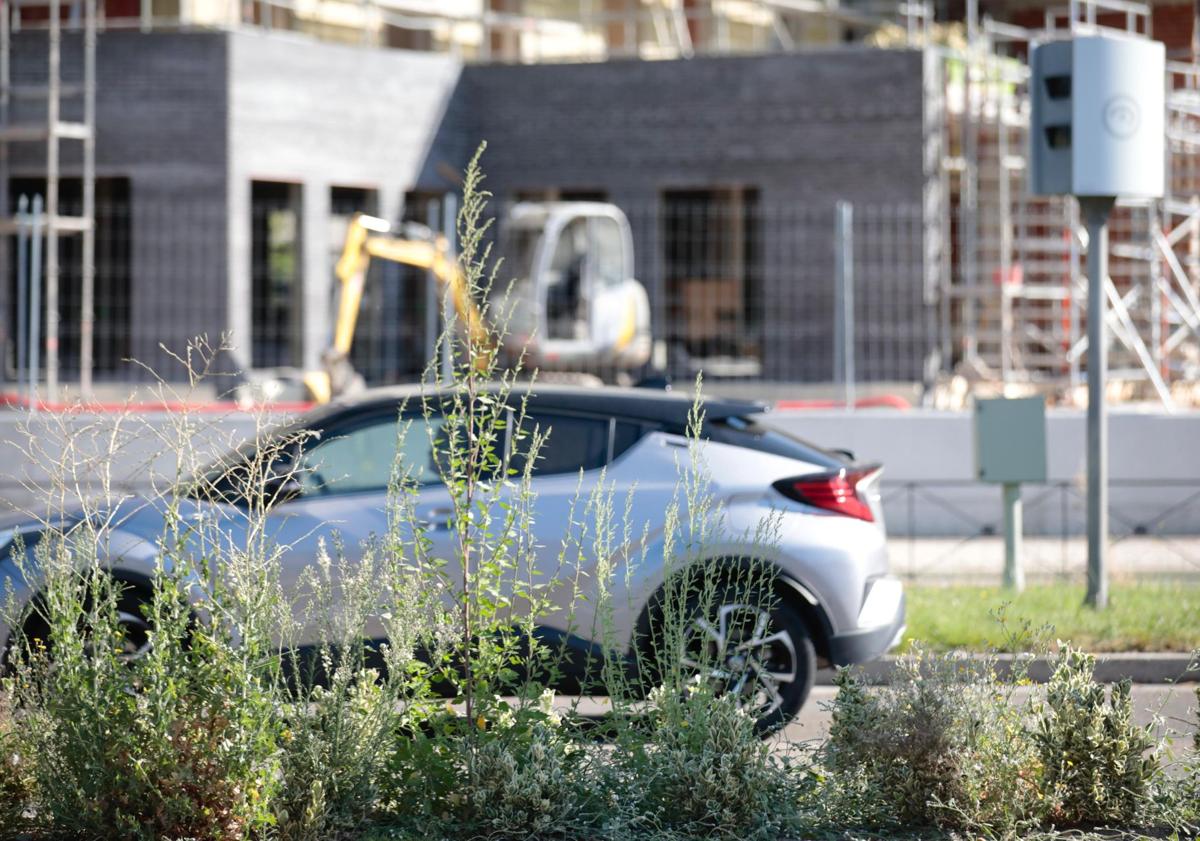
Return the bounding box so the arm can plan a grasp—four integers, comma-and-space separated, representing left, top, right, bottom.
662, 186, 762, 379
509, 412, 610, 476
349, 190, 444, 386
385, 24, 434, 50
560, 189, 608, 202
251, 181, 303, 368
5, 176, 131, 379
513, 188, 609, 203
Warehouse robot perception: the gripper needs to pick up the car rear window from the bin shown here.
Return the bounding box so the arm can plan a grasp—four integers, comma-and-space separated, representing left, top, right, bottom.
610, 421, 643, 463
510, 413, 611, 476
708, 415, 848, 469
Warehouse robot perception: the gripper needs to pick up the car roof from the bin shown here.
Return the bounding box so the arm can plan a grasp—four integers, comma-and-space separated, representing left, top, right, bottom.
318, 383, 768, 429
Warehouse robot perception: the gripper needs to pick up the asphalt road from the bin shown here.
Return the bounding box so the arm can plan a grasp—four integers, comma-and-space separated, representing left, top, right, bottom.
777, 684, 1199, 755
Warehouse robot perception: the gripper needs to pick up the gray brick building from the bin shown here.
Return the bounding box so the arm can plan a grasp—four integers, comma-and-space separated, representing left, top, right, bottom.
1, 31, 933, 387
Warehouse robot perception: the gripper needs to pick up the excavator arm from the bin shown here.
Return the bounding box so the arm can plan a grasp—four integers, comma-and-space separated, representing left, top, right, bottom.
304, 213, 491, 403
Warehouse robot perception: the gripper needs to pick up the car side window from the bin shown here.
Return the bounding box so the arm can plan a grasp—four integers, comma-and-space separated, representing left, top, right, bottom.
509, 412, 609, 477
610, 421, 644, 462
295, 413, 446, 496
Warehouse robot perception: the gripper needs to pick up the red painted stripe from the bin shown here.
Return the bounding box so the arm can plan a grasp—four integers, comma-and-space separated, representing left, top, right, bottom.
775, 394, 911, 411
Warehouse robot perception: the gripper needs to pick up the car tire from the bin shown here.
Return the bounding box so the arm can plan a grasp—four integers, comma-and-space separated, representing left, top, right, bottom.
652, 583, 816, 735
12, 577, 154, 666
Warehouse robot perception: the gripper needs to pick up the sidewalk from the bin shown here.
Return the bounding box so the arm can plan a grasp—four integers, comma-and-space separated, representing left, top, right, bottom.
889, 535, 1200, 582
817, 652, 1198, 685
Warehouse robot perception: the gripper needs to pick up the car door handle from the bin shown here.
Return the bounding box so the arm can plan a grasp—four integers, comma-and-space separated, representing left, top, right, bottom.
419, 507, 456, 531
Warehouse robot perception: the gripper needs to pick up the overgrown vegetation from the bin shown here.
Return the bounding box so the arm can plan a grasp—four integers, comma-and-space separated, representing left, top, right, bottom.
0, 147, 1196, 841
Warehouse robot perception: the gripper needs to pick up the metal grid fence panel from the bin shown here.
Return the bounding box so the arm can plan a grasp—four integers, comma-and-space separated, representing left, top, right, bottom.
1, 196, 938, 393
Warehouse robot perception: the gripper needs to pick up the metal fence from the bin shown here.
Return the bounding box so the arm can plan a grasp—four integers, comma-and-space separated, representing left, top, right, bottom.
0, 193, 937, 395
883, 478, 1200, 581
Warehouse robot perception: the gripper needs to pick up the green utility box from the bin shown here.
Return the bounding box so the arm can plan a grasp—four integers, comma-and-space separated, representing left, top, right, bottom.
974, 396, 1048, 484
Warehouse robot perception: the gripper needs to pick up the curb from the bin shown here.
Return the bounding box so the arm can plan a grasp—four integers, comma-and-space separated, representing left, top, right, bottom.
816, 652, 1198, 686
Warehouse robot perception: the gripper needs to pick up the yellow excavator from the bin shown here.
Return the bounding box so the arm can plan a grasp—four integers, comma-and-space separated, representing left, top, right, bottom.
295, 202, 652, 404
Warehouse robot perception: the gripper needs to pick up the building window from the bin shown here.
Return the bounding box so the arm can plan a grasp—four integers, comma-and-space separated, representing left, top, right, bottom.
251, 180, 303, 369
514, 188, 608, 203
6, 176, 131, 379
662, 187, 761, 378
329, 186, 379, 275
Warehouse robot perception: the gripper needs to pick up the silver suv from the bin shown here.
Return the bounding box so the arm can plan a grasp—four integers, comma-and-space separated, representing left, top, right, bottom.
0, 385, 904, 731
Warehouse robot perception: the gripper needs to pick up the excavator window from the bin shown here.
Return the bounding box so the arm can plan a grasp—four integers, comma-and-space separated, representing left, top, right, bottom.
545, 217, 590, 340
592, 215, 625, 289
507, 227, 541, 284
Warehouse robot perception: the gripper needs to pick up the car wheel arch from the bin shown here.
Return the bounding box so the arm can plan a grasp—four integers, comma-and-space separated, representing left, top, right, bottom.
11, 566, 159, 654
632, 555, 835, 667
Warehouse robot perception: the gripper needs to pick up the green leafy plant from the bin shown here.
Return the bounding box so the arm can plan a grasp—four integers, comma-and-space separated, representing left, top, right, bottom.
1033, 646, 1159, 827
618, 681, 803, 840
0, 691, 34, 837
819, 647, 1040, 833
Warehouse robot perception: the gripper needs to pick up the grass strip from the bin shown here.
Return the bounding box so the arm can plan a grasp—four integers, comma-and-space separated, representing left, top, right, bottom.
902, 581, 1200, 653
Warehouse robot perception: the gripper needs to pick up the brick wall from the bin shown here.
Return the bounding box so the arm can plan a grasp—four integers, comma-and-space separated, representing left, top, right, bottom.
3, 31, 229, 382
433, 49, 930, 380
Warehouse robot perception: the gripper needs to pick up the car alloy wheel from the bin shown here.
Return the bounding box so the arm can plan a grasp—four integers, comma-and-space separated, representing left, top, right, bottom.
681, 602, 800, 719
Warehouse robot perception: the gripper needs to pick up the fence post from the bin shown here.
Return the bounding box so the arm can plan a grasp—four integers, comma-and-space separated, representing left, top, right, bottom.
425, 199, 441, 369
441, 192, 458, 384
16, 195, 29, 405
833, 201, 855, 410
29, 195, 45, 414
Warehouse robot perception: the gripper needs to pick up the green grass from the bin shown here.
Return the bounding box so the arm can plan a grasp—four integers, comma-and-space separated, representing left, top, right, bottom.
902, 581, 1200, 653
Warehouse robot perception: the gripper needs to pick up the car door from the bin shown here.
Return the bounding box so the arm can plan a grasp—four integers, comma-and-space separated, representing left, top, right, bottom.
263, 406, 453, 647
504, 409, 626, 635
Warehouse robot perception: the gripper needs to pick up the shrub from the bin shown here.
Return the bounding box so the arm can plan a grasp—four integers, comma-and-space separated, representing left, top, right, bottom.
270, 537, 429, 841
381, 691, 601, 840
12, 606, 281, 841
615, 681, 804, 840
819, 649, 1040, 833
0, 692, 35, 837
1033, 646, 1159, 827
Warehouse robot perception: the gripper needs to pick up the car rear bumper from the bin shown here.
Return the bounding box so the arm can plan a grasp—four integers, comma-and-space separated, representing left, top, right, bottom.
827, 588, 906, 667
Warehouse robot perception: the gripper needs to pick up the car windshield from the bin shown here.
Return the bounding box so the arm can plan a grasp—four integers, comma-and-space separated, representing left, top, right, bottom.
179, 414, 316, 505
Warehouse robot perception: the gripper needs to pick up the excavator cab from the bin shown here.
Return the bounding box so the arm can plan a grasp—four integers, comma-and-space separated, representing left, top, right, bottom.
499, 202, 650, 374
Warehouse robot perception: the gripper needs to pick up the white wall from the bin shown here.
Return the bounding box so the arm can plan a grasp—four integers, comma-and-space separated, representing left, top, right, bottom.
3, 408, 1198, 538
767, 409, 1200, 536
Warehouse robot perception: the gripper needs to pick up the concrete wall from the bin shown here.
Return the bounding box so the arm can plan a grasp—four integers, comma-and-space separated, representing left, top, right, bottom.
438, 49, 931, 380
4, 408, 1197, 540
769, 409, 1200, 537
226, 33, 463, 374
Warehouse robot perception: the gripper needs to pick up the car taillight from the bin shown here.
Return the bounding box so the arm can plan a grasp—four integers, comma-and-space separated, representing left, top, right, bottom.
772, 466, 881, 522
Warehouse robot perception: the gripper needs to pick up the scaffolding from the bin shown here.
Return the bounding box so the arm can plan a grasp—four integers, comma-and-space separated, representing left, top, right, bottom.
0, 0, 97, 400
933, 0, 1200, 409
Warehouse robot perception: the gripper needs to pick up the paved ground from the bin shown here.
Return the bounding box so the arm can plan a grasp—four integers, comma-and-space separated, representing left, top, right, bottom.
888, 536, 1200, 582
565, 684, 1197, 756
777, 684, 1199, 755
